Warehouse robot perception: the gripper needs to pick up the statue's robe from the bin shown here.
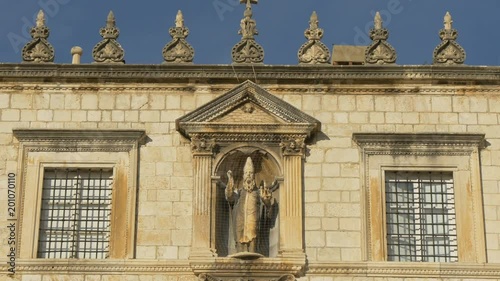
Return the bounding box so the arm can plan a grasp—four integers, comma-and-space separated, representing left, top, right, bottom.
232, 187, 260, 244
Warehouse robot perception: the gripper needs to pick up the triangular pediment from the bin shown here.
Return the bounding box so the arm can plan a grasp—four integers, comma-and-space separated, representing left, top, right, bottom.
213, 101, 286, 124
176, 80, 320, 139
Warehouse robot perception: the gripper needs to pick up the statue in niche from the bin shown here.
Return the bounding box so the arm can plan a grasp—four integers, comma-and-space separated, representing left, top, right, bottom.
224, 156, 278, 258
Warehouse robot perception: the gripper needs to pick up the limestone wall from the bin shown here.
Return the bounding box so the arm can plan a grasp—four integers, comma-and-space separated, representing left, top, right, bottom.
1, 80, 500, 280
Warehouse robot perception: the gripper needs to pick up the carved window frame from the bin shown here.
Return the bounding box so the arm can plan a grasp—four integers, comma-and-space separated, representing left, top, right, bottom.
353, 133, 486, 263
13, 129, 145, 260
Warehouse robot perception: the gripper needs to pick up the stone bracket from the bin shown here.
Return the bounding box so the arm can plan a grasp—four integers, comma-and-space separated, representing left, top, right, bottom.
190, 257, 305, 281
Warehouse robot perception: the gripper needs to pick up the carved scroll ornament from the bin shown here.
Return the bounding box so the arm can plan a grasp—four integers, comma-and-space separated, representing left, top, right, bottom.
298, 11, 330, 64
433, 12, 466, 64
163, 10, 195, 63
22, 10, 55, 63
92, 11, 125, 64
365, 12, 397, 65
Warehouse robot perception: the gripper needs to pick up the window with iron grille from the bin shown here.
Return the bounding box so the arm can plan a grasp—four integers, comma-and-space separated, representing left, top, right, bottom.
38, 168, 113, 259
385, 171, 458, 262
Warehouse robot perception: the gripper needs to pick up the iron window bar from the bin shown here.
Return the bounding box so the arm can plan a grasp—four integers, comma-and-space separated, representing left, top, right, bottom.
38, 168, 113, 259
385, 171, 458, 262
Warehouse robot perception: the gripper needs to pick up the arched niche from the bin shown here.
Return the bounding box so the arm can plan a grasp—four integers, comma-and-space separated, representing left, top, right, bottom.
214, 147, 281, 257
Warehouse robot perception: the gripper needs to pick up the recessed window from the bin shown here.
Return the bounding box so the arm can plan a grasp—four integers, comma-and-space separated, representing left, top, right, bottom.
353, 133, 486, 263
38, 168, 113, 259
385, 171, 458, 262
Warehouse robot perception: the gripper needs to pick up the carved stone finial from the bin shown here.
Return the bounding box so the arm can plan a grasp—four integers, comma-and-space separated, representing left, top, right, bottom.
71, 46, 83, 64
21, 10, 55, 63
374, 11, 383, 30
36, 10, 45, 27
92, 11, 125, 64
231, 0, 264, 64
365, 11, 397, 65
175, 10, 184, 28
433, 11, 466, 65
444, 11, 453, 30
298, 11, 330, 64
163, 10, 195, 64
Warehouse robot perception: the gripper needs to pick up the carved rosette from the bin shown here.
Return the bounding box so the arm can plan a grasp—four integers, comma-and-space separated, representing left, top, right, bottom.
191, 135, 216, 156
433, 12, 466, 65
232, 0, 264, 64
298, 12, 330, 64
365, 12, 397, 65
22, 10, 55, 63
163, 10, 195, 63
280, 136, 306, 157
92, 11, 125, 64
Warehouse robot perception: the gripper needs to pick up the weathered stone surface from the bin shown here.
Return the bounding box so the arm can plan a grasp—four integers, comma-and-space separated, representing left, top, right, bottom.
2, 61, 500, 279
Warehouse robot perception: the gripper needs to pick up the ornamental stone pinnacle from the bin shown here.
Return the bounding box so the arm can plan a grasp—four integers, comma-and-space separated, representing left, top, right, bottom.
298, 11, 330, 64
365, 11, 397, 65
163, 10, 195, 64
231, 0, 264, 64
433, 12, 466, 65
22, 10, 55, 63
92, 11, 125, 64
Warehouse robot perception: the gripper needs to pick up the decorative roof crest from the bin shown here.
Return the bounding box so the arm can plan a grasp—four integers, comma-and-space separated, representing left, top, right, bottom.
433, 12, 466, 64
21, 10, 55, 63
92, 11, 125, 64
298, 11, 330, 64
365, 11, 397, 65
231, 0, 264, 64
163, 10, 195, 63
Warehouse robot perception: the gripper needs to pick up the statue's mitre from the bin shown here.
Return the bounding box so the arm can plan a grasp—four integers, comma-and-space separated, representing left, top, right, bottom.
243, 157, 254, 174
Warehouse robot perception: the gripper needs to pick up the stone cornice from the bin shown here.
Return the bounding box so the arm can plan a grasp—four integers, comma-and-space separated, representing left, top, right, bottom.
307, 262, 500, 278
3, 260, 500, 278
13, 129, 146, 144
353, 133, 486, 149
2, 259, 192, 274
1, 64, 500, 85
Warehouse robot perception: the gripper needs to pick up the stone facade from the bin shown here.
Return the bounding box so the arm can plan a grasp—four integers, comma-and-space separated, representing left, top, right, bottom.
1, 64, 500, 281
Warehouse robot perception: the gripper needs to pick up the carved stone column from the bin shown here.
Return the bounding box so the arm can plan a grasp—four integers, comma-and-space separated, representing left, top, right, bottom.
279, 136, 306, 258
190, 136, 217, 258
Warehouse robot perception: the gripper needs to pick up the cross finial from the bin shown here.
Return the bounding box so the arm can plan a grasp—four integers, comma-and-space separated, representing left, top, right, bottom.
232, 0, 264, 63
107, 11, 116, 28
444, 11, 453, 30
175, 10, 184, 28
36, 10, 45, 28
240, 0, 258, 4
374, 11, 383, 30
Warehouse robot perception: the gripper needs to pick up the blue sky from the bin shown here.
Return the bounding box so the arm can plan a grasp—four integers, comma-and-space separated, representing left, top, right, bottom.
0, 0, 499, 65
